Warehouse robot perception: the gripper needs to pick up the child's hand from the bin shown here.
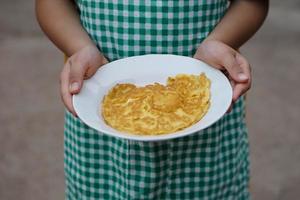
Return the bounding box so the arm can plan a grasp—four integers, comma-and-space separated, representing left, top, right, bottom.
194, 40, 251, 108
60, 45, 108, 116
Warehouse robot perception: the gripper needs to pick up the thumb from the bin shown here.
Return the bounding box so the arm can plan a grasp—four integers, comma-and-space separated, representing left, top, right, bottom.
68, 58, 87, 94
222, 52, 248, 83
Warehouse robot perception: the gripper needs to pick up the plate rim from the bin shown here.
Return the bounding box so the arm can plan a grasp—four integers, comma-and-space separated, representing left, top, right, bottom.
73, 54, 232, 141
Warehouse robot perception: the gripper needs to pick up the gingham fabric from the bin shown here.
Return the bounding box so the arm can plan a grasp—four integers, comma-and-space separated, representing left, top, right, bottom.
64, 1, 250, 199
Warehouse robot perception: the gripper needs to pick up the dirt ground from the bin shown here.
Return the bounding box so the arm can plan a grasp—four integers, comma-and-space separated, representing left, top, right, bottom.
0, 0, 299, 199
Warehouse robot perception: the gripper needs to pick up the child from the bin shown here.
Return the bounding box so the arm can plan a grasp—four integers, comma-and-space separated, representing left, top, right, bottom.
36, 0, 268, 199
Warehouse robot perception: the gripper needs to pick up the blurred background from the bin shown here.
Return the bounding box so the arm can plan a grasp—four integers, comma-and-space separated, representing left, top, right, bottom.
0, 0, 299, 199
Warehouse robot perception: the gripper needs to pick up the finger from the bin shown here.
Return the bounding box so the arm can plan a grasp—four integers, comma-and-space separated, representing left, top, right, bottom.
69, 57, 87, 94
60, 62, 77, 117
226, 103, 233, 113
229, 76, 235, 89
232, 82, 251, 102
222, 51, 249, 83
225, 77, 235, 113
84, 56, 109, 79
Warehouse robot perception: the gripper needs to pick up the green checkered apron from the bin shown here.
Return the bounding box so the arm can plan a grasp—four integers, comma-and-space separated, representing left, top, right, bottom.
65, 1, 250, 199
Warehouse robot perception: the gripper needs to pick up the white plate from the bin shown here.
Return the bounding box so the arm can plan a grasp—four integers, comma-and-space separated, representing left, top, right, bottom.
73, 54, 232, 141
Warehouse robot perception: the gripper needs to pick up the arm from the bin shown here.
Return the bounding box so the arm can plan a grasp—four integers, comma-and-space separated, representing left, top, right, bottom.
194, 0, 269, 105
35, 0, 93, 56
207, 0, 269, 49
36, 0, 107, 116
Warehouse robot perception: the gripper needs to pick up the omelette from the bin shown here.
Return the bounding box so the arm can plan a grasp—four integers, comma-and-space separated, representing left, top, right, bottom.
101, 73, 211, 135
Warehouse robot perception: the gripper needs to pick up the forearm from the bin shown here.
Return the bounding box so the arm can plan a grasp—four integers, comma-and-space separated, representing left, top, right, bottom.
205, 0, 269, 49
35, 0, 94, 56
